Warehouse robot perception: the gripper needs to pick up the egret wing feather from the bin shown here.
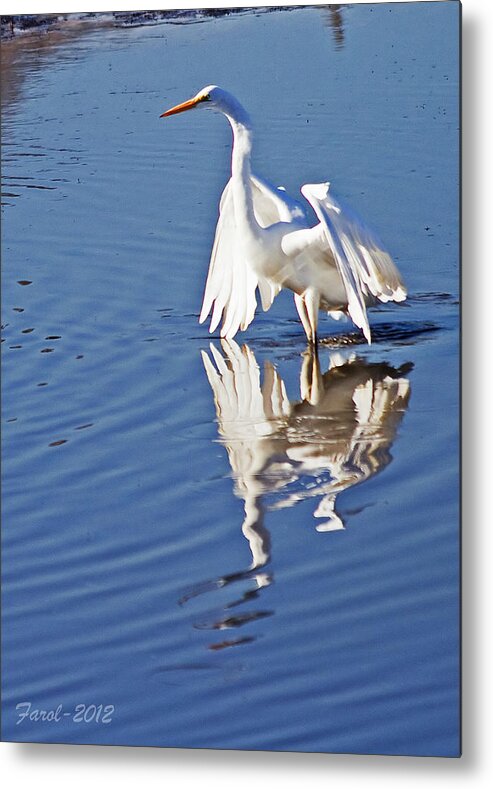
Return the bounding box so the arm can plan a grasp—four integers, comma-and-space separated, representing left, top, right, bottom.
302, 182, 406, 303
302, 183, 371, 342
199, 180, 234, 328
200, 175, 301, 337
301, 183, 406, 343
251, 174, 306, 225
200, 180, 256, 338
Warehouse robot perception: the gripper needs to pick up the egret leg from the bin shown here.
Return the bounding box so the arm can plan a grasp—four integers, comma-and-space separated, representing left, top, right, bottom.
294, 293, 313, 342
304, 288, 320, 346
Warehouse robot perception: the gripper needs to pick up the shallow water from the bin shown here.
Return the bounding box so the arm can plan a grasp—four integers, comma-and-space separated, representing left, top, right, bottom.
1, 4, 460, 755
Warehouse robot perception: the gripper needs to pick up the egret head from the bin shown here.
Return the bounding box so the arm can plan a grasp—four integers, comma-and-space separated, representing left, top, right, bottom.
160, 86, 250, 126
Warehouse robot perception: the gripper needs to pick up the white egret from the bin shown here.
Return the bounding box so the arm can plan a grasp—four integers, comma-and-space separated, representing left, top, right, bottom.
161, 86, 406, 344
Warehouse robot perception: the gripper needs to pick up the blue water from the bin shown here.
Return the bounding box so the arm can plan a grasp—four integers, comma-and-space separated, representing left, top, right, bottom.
1, 3, 460, 755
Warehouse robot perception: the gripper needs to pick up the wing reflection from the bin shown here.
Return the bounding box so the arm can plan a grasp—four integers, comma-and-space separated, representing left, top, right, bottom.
203, 340, 412, 536
184, 341, 412, 650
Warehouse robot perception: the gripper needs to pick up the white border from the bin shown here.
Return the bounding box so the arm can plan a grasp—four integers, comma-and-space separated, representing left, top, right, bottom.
2, 0, 493, 786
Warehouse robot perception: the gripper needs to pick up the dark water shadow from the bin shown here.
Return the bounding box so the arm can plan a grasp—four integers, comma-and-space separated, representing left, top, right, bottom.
226, 318, 442, 357
320, 320, 441, 347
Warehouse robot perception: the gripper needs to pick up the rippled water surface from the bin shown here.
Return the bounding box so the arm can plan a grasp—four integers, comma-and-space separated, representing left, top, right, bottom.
2, 4, 460, 755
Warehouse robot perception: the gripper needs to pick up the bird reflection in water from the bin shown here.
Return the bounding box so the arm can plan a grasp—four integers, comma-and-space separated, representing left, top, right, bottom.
183, 341, 412, 650
323, 5, 345, 51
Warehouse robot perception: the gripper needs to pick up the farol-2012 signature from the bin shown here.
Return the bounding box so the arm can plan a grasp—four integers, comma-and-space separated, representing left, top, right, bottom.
16, 701, 114, 725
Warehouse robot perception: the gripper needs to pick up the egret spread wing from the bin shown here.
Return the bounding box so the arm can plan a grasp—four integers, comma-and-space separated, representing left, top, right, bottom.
301, 182, 406, 343
199, 179, 256, 338
251, 174, 306, 226
199, 175, 304, 338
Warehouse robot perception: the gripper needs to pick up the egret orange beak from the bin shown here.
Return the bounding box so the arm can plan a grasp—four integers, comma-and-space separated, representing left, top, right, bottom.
160, 96, 201, 118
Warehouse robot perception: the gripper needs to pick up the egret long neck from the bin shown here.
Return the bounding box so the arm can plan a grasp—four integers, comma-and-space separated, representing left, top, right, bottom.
226, 114, 258, 239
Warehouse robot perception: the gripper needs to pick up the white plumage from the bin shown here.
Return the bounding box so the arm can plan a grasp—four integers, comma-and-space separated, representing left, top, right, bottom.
162, 85, 406, 344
